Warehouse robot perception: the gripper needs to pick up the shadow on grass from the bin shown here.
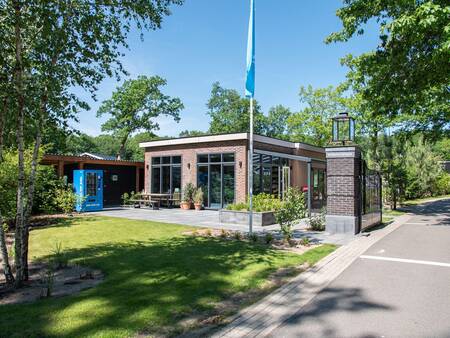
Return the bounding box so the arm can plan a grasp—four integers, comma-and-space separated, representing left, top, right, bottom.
0, 234, 302, 338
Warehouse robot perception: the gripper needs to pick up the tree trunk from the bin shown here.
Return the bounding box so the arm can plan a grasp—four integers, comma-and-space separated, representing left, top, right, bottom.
0, 96, 15, 285
22, 102, 44, 281
13, 0, 26, 287
116, 133, 129, 160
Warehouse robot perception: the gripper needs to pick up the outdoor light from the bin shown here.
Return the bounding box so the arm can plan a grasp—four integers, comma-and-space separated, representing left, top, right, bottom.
331, 112, 355, 145
187, 163, 191, 170
239, 161, 242, 168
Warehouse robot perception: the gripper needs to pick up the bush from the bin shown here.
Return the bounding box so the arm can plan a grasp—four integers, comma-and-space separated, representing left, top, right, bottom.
183, 183, 196, 203
276, 187, 307, 241
225, 193, 283, 212
264, 232, 274, 244
433, 173, 450, 196
308, 207, 326, 231
53, 187, 77, 214
248, 232, 258, 243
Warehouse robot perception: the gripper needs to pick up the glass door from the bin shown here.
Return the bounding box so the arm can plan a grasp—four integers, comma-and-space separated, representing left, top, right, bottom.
209, 164, 222, 209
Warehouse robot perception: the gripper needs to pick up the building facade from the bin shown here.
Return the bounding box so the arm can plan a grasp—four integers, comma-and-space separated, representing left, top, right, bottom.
140, 133, 326, 209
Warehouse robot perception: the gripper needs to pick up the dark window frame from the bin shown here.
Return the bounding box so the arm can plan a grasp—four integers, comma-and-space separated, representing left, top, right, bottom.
150, 155, 182, 194
196, 152, 236, 209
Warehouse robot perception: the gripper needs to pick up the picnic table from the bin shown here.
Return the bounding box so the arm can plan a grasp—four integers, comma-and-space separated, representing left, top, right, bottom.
129, 194, 160, 210
142, 193, 181, 208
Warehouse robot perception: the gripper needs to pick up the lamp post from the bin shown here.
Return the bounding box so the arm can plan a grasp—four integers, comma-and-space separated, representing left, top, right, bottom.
332, 112, 355, 145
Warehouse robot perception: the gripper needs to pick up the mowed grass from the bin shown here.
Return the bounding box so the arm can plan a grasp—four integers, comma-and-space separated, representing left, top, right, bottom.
0, 216, 335, 338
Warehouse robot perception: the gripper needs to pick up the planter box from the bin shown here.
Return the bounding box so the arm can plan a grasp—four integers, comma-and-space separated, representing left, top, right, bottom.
219, 209, 277, 226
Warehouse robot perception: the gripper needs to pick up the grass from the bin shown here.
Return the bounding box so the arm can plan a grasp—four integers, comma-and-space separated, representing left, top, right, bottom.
0, 216, 335, 337
400, 194, 450, 206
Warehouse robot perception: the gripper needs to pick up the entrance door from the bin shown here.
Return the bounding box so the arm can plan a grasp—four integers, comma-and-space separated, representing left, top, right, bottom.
281, 166, 290, 199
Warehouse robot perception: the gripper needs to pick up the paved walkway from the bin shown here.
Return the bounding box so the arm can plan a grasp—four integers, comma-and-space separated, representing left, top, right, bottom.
93, 208, 354, 245
214, 198, 450, 338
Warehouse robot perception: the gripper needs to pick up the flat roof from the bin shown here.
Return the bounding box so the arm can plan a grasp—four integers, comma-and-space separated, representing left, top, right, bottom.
139, 132, 324, 153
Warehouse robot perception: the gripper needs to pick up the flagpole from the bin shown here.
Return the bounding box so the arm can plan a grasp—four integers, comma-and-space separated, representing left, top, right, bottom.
249, 97, 254, 235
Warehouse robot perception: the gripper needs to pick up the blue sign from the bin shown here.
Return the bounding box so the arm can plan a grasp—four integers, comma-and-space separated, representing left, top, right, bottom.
73, 170, 103, 212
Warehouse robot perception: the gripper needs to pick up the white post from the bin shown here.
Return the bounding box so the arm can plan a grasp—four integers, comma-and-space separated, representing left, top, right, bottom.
307, 161, 311, 217
248, 98, 254, 235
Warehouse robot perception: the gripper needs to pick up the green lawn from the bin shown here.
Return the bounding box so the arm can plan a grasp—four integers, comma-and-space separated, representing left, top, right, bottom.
0, 216, 335, 338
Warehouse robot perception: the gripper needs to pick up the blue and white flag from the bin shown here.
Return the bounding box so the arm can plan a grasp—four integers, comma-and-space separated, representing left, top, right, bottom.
245, 0, 255, 98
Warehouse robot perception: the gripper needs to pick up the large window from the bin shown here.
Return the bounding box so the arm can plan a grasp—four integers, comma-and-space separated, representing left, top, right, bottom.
197, 153, 235, 209
151, 156, 182, 194
252, 153, 289, 196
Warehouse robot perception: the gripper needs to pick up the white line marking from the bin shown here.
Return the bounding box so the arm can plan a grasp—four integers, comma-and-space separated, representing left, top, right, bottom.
360, 255, 450, 268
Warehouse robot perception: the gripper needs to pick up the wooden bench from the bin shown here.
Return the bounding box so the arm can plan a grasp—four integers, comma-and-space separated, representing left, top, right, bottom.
130, 199, 159, 210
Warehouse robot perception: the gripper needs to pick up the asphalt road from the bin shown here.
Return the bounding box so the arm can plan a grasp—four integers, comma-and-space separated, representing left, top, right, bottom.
269, 198, 450, 338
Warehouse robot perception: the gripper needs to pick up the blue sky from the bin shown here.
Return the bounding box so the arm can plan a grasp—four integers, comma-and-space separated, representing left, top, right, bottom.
74, 0, 379, 137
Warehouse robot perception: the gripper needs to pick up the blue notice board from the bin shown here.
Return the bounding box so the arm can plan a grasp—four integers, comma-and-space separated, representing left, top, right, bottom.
73, 170, 103, 212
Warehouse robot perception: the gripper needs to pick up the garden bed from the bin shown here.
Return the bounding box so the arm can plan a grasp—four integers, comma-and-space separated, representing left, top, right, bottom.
219, 209, 277, 226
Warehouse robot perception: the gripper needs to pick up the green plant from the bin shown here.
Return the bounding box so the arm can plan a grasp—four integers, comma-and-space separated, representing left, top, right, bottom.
51, 242, 68, 269
300, 237, 311, 246
39, 266, 55, 298
264, 232, 274, 244
220, 229, 228, 239
53, 187, 77, 214
248, 232, 258, 243
233, 231, 243, 240
193, 187, 204, 204
183, 183, 196, 203
276, 187, 306, 241
308, 207, 326, 231
225, 193, 284, 212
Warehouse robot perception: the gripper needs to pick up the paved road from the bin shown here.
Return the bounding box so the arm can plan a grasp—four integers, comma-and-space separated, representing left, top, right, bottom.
270, 198, 450, 338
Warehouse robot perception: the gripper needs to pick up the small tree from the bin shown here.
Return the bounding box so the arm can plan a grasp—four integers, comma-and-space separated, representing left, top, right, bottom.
275, 188, 307, 240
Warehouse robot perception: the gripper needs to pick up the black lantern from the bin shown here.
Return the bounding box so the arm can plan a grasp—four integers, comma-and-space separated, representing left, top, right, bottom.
332, 112, 355, 145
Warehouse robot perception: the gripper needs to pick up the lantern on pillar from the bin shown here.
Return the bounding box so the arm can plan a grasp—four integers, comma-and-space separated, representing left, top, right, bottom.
332, 112, 355, 145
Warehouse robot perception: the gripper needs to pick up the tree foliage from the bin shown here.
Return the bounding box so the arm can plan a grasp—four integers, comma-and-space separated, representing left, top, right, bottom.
0, 0, 183, 286
207, 82, 266, 134
327, 0, 450, 138
287, 85, 353, 147
262, 105, 292, 140
97, 75, 183, 159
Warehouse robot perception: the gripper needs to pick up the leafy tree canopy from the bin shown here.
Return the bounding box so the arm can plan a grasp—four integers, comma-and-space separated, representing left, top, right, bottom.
327, 0, 450, 138
262, 105, 292, 140
97, 75, 183, 159
207, 82, 266, 134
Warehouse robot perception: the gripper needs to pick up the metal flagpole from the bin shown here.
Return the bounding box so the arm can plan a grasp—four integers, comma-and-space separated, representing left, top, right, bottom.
249, 98, 254, 235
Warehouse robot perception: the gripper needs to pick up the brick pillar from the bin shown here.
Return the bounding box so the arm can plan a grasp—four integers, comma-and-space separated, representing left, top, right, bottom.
325, 146, 362, 234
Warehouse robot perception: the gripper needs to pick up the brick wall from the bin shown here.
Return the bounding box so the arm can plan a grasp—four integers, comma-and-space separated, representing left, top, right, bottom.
326, 156, 361, 216
144, 140, 248, 203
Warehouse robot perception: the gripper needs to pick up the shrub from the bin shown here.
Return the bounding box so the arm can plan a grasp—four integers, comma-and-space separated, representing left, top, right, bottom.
194, 187, 204, 204
276, 187, 306, 241
219, 229, 228, 238
308, 207, 326, 231
233, 231, 243, 240
51, 242, 68, 269
53, 187, 77, 214
300, 237, 311, 246
433, 173, 450, 196
183, 183, 196, 203
264, 232, 274, 244
248, 232, 258, 243
225, 193, 283, 212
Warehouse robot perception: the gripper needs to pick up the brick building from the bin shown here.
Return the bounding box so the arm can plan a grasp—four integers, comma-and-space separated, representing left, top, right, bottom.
139, 133, 326, 209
